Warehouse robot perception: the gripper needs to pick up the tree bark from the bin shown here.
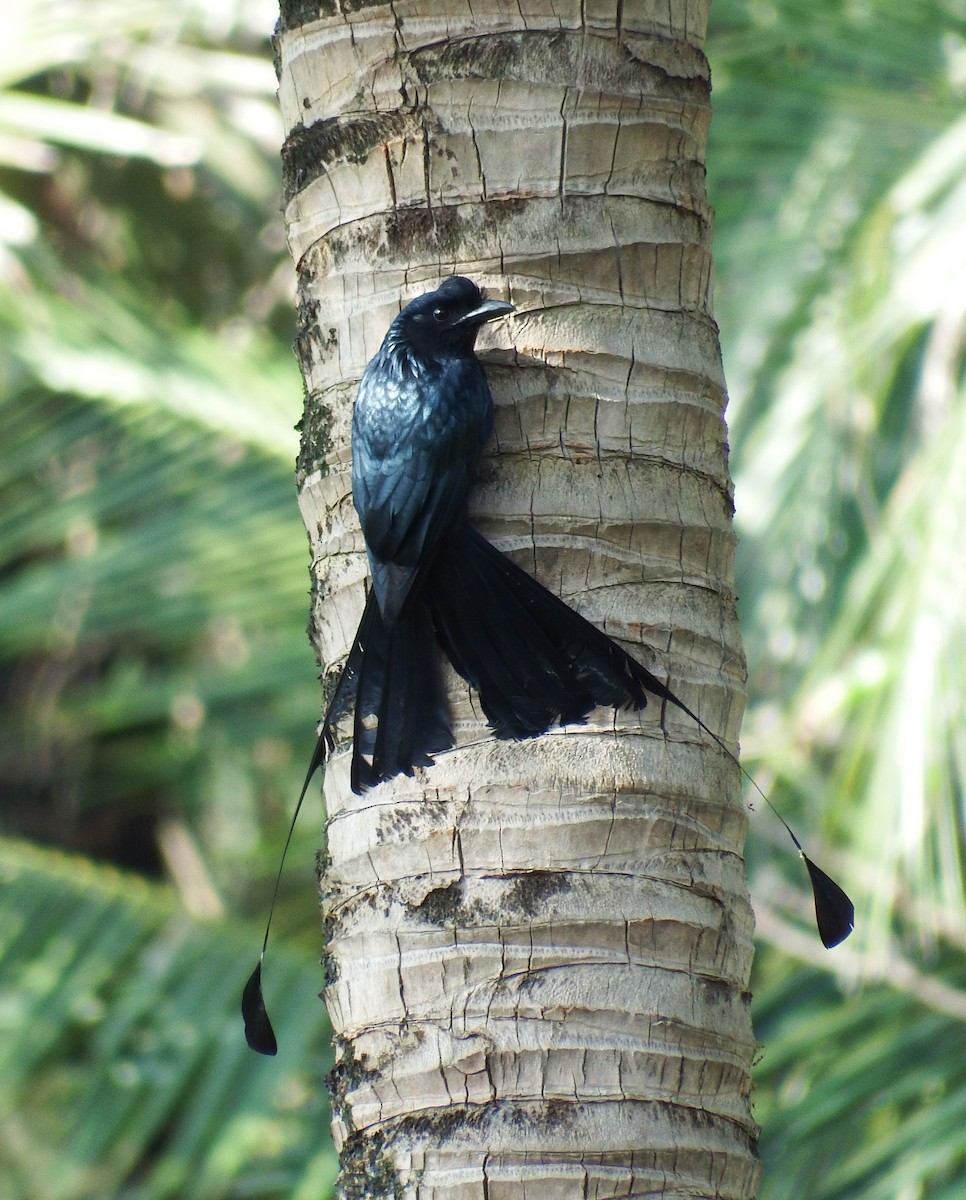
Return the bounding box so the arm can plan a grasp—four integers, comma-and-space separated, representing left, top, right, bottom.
277, 2, 759, 1198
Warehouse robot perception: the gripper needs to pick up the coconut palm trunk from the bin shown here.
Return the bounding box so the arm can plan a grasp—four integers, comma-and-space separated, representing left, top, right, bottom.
276, 2, 759, 1197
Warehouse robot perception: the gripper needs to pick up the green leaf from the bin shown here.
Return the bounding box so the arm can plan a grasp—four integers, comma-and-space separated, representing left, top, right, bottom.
0, 838, 334, 1200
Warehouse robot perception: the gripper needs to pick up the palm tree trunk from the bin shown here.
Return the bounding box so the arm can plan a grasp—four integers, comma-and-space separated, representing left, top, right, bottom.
278, 3, 759, 1197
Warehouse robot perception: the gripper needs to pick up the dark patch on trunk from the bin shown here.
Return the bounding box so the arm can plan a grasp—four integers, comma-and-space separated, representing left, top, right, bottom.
407, 869, 572, 927
319, 905, 340, 986
295, 387, 334, 485
410, 879, 463, 925
507, 1097, 575, 1131
283, 114, 410, 199
390, 1102, 491, 1142
505, 869, 572, 916
293, 293, 337, 483
410, 29, 707, 97
326, 1035, 381, 1132
341, 0, 392, 13
699, 974, 732, 1008
384, 205, 462, 260
324, 217, 386, 270
277, 0, 337, 34
337, 1136, 404, 1200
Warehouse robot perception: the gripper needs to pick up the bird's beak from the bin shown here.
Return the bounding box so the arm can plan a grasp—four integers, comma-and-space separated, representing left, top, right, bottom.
455, 298, 515, 327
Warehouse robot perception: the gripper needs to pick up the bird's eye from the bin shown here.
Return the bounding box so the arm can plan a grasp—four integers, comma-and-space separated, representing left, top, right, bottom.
432, 306, 449, 323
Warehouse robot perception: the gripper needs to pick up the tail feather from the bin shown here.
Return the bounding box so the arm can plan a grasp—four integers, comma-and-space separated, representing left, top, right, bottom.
468, 530, 650, 709
370, 601, 451, 781
427, 526, 660, 738
322, 527, 687, 790
320, 593, 374, 757
332, 592, 451, 793
424, 533, 583, 736
349, 596, 386, 791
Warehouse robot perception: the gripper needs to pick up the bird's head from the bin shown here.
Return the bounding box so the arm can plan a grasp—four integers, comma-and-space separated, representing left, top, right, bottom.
389, 276, 515, 360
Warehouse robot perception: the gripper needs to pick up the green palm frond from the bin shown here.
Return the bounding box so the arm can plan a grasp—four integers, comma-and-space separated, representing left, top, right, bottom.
710, 0, 961, 382
752, 945, 966, 1200
707, 5, 966, 1197
0, 90, 199, 167
0, 0, 314, 874
725, 104, 966, 945
0, 838, 334, 1200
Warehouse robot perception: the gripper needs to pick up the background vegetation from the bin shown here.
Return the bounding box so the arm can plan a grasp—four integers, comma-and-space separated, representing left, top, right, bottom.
1, 1, 964, 1196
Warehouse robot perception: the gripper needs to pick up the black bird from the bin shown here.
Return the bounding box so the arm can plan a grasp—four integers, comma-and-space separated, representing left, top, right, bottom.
242, 276, 854, 1055
323, 274, 686, 791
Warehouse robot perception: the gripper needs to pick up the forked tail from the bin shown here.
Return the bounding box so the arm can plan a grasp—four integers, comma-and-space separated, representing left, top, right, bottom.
243, 527, 853, 1055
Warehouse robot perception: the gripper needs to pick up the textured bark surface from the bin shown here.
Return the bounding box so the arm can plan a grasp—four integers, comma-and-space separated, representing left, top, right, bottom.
278, 2, 760, 1197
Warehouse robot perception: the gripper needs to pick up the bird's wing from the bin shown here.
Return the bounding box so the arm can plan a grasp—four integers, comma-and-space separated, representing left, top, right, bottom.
353, 355, 490, 575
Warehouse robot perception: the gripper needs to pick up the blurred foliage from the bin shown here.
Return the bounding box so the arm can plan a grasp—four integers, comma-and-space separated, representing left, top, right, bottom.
0, 839, 336, 1200
0, 3, 330, 1197
708, 1, 966, 1196
1, 0, 965, 1197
